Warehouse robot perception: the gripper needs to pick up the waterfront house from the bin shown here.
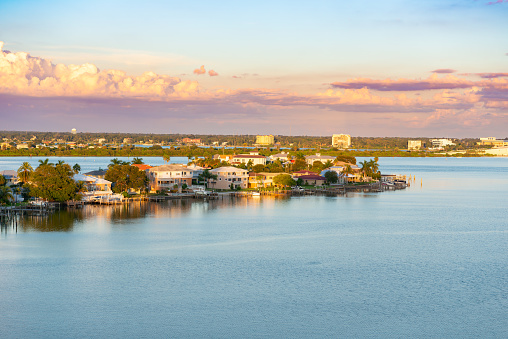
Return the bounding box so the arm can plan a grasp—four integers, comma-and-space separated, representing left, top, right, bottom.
0, 170, 19, 186
208, 166, 249, 190
296, 174, 326, 186
74, 174, 113, 201
305, 154, 336, 166
147, 165, 194, 192
248, 172, 286, 189
320, 167, 347, 185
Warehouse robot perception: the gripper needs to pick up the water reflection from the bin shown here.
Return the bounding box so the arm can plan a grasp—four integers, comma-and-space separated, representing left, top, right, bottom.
1, 196, 291, 234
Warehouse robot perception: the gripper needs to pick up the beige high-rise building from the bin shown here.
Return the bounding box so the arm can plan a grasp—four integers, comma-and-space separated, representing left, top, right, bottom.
256, 135, 274, 145
408, 140, 422, 150
332, 134, 351, 148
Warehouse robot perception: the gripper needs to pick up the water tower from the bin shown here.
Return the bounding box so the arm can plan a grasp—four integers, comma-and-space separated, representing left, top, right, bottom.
71, 128, 77, 135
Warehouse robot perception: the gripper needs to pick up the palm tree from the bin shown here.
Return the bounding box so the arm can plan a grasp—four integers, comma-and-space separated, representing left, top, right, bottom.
57, 160, 65, 166
38, 158, 53, 167
198, 169, 218, 188
72, 163, 81, 174
369, 159, 379, 173
163, 154, 171, 163
0, 186, 14, 205
132, 157, 144, 164
359, 160, 371, 179
17, 162, 33, 184
109, 158, 123, 168
341, 164, 354, 184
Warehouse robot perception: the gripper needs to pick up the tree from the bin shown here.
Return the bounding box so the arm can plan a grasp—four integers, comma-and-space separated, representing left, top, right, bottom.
273, 174, 295, 189
335, 155, 356, 165
292, 159, 307, 172
38, 158, 53, 166
324, 171, 339, 184
198, 169, 218, 188
0, 186, 14, 205
17, 162, 33, 184
341, 164, 354, 184
28, 162, 81, 202
0, 175, 6, 186
252, 164, 266, 173
311, 161, 325, 173
73, 163, 81, 174
163, 154, 171, 163
132, 157, 144, 164
105, 165, 148, 193
109, 158, 129, 167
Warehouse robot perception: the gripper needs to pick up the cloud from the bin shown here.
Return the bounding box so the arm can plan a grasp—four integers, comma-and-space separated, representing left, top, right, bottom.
208, 69, 219, 77
472, 73, 508, 79
331, 74, 475, 91
193, 65, 206, 75
487, 0, 508, 5
1, 41, 508, 133
0, 43, 201, 99
431, 69, 456, 74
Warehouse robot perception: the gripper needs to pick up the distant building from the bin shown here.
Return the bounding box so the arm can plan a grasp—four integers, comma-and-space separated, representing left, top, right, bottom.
71, 128, 77, 135
408, 140, 422, 150
332, 134, 351, 148
16, 144, 29, 150
484, 146, 508, 156
182, 138, 201, 144
97, 138, 106, 144
123, 138, 133, 144
478, 137, 508, 147
255, 135, 274, 145
430, 138, 455, 148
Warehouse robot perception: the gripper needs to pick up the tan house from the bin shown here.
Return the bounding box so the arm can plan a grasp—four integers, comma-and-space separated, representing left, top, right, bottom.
248, 172, 285, 189
297, 174, 326, 186
148, 165, 194, 191
208, 166, 249, 190
292, 170, 318, 177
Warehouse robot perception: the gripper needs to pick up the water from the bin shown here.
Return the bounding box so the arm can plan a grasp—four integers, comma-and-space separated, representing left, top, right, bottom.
0, 157, 507, 338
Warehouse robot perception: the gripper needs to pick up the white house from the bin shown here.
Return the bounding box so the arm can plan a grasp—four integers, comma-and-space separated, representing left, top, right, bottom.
148, 165, 194, 191
231, 154, 267, 166
305, 154, 336, 166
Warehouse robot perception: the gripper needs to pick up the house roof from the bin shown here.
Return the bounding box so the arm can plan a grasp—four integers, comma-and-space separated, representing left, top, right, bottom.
232, 154, 267, 159
131, 164, 152, 171
210, 166, 248, 173
293, 170, 317, 175
84, 170, 107, 176
305, 155, 335, 160
149, 164, 192, 172
0, 170, 17, 178
298, 175, 326, 180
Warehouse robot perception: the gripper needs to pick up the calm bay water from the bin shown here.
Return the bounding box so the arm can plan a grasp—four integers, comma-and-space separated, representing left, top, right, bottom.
0, 157, 507, 338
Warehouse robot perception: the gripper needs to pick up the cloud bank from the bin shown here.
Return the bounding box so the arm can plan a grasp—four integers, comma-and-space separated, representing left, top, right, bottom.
1, 41, 508, 134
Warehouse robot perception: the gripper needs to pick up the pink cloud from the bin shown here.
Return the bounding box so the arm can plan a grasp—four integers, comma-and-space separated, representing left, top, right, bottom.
473, 73, 508, 79
487, 0, 508, 5
193, 65, 206, 75
208, 69, 219, 77
431, 69, 457, 74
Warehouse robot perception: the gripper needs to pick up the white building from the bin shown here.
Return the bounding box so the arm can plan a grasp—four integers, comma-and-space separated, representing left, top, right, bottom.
148, 165, 194, 191
255, 135, 274, 145
231, 154, 267, 166
208, 166, 249, 190
332, 134, 351, 148
305, 154, 336, 166
431, 138, 455, 148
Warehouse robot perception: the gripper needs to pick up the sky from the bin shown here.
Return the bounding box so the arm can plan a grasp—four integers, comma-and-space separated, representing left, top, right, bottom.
1, 0, 508, 137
